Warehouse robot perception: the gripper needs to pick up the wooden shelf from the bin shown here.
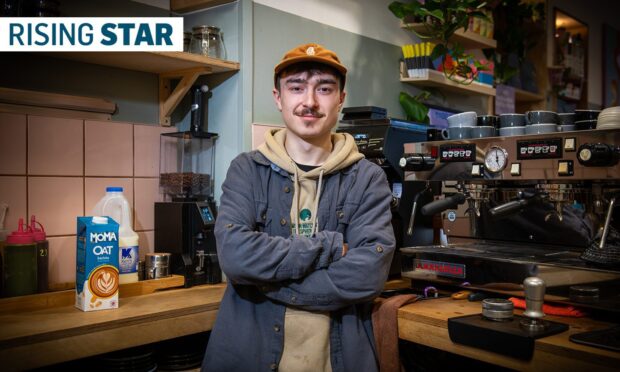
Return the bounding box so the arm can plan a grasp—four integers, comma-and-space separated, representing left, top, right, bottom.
46, 51, 240, 125
401, 69, 496, 97
171, 0, 236, 13
514, 88, 545, 102
401, 22, 497, 50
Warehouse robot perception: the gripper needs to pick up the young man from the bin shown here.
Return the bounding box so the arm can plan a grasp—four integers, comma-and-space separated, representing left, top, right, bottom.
202, 43, 395, 372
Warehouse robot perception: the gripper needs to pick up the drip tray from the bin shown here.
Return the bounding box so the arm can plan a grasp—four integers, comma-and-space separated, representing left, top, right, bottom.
448, 314, 569, 359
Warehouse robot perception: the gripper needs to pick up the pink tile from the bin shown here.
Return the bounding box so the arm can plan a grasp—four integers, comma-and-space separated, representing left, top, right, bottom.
0, 113, 26, 175
85, 120, 133, 177
28, 116, 83, 176
134, 124, 176, 177
84, 178, 134, 222
137, 230, 154, 261
28, 177, 83, 236
0, 176, 27, 233
48, 236, 76, 286
134, 178, 162, 231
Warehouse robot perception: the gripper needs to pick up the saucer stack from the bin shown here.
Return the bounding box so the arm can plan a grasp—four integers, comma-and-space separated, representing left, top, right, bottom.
597, 106, 620, 130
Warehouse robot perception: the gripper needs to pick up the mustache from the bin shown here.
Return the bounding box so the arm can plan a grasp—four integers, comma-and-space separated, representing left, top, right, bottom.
294, 108, 325, 118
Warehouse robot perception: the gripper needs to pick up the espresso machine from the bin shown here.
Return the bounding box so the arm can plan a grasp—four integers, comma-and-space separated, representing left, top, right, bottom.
337, 114, 437, 277
399, 127, 620, 314
155, 85, 222, 287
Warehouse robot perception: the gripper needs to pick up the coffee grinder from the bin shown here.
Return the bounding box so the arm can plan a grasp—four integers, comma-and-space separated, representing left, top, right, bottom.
155, 85, 222, 287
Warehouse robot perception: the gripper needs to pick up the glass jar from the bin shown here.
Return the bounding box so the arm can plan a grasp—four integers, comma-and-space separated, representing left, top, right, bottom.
189, 26, 227, 59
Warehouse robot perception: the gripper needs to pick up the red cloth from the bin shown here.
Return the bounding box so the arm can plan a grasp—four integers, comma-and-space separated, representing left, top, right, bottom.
372, 294, 420, 372
509, 297, 587, 317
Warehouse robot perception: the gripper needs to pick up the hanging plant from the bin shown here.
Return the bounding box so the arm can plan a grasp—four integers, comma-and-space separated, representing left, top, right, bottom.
389, 0, 489, 85
399, 90, 432, 123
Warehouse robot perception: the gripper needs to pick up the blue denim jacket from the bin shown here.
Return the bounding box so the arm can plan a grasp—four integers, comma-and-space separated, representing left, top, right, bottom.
202, 151, 395, 372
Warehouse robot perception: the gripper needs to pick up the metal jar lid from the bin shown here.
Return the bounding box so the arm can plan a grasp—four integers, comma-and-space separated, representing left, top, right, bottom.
569, 285, 600, 303
145, 253, 171, 267
482, 298, 514, 311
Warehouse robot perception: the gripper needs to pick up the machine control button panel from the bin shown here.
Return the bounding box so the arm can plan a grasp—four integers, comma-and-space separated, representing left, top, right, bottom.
439, 144, 476, 162
557, 160, 574, 176
564, 137, 576, 152
510, 163, 521, 176
471, 163, 484, 177
517, 138, 563, 160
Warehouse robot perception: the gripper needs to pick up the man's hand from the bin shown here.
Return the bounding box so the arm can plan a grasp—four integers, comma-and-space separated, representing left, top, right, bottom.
342, 243, 348, 257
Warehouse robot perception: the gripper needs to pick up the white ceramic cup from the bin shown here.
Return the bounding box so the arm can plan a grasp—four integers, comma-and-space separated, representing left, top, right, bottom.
442, 126, 472, 140
447, 111, 477, 128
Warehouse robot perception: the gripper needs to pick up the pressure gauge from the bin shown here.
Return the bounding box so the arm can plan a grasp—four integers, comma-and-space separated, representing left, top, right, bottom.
484, 146, 508, 173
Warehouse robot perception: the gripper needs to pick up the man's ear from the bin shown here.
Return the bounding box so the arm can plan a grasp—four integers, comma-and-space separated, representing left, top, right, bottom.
338, 91, 346, 109
273, 88, 283, 112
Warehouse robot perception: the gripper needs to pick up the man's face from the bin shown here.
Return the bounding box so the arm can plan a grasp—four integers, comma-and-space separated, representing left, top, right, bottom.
273, 69, 345, 142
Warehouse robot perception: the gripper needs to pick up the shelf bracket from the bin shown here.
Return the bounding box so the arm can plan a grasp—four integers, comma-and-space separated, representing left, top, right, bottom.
159, 67, 212, 126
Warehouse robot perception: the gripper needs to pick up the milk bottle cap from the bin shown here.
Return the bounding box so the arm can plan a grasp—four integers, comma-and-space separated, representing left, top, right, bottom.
30, 215, 47, 242
106, 187, 123, 192
7, 218, 34, 244
93, 216, 109, 224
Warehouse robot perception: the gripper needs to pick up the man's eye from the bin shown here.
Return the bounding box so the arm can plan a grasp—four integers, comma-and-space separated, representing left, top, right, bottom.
318, 87, 333, 94
289, 86, 304, 93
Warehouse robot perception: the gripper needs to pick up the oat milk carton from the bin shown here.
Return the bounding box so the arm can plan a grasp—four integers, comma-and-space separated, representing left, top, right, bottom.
76, 216, 119, 311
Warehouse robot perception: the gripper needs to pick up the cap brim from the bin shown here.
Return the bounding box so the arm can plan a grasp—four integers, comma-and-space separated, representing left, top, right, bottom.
274, 55, 347, 76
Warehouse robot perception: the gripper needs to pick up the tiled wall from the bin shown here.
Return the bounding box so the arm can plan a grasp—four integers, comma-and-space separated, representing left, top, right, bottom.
0, 112, 176, 286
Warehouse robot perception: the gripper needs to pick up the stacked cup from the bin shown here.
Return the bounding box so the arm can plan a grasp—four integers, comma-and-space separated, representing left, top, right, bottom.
558, 113, 576, 132
443, 111, 476, 140
498, 113, 526, 136
524, 110, 559, 134
574, 109, 600, 130
473, 115, 498, 138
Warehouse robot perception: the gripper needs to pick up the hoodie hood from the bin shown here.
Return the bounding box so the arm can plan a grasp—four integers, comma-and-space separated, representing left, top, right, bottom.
258, 128, 363, 237
257, 128, 363, 178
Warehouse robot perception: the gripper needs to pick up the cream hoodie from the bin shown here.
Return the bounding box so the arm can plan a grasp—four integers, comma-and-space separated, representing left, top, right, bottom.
257, 128, 363, 371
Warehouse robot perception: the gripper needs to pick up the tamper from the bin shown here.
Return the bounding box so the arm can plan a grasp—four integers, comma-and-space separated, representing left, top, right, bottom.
520, 276, 547, 331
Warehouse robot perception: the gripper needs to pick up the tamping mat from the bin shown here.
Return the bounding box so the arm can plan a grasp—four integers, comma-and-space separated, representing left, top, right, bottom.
570, 325, 620, 352
448, 314, 569, 359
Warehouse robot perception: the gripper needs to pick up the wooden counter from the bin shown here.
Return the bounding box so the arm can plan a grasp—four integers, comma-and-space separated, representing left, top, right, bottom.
398, 297, 619, 371
0, 284, 225, 371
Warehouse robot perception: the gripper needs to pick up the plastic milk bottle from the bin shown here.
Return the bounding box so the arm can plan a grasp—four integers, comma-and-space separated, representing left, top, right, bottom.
93, 187, 139, 284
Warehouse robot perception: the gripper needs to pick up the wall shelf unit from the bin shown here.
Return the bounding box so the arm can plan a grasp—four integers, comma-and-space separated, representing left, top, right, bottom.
514, 88, 544, 103
47, 52, 240, 125
401, 22, 497, 50
401, 70, 496, 97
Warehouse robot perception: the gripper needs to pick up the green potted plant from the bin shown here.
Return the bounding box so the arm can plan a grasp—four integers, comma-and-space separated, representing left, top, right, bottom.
389, 0, 489, 84
400, 90, 432, 123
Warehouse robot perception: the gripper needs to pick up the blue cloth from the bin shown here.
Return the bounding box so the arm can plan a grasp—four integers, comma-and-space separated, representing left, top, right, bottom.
202, 151, 395, 372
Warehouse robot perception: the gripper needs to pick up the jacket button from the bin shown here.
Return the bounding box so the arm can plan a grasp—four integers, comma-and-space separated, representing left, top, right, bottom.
280, 218, 287, 226
291, 296, 297, 303
226, 223, 233, 228
274, 325, 280, 332
284, 186, 290, 193
376, 245, 384, 253
261, 212, 267, 220
337, 211, 344, 219
270, 363, 277, 370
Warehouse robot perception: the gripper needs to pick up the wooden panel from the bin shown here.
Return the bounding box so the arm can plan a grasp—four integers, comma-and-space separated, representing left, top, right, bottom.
0, 284, 225, 370
0, 103, 111, 121
398, 297, 620, 371
401, 69, 496, 97
0, 275, 185, 314
0, 87, 116, 114
401, 22, 497, 50
45, 51, 239, 74
170, 0, 236, 13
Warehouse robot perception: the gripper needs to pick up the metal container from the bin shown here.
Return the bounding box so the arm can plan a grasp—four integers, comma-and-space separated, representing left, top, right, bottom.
481, 298, 514, 321
145, 253, 171, 280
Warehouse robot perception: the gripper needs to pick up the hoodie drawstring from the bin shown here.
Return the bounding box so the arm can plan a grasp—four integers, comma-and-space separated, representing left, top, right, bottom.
293, 164, 300, 236
310, 169, 324, 236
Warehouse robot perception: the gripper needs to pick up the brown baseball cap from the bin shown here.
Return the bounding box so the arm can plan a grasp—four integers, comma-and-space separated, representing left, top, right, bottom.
274, 43, 347, 84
